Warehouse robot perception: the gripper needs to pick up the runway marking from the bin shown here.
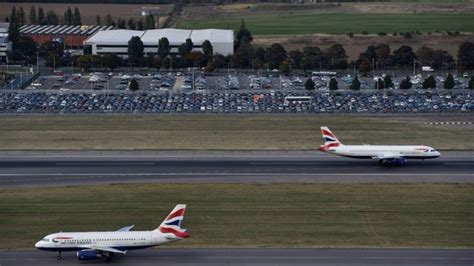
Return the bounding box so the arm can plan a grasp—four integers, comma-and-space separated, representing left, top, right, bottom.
444, 163, 474, 165
0, 173, 472, 177
250, 162, 349, 165
55, 162, 155, 166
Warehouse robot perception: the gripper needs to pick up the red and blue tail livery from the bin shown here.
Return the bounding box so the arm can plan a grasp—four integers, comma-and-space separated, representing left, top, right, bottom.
319, 126, 342, 151
157, 204, 189, 239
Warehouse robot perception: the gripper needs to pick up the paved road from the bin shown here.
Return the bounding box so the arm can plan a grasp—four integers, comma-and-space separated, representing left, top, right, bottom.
0, 248, 472, 265
0, 151, 472, 188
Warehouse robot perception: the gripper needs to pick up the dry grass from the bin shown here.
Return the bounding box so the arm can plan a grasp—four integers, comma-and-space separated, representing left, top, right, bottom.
0, 115, 472, 150
1, 183, 472, 249
253, 34, 474, 61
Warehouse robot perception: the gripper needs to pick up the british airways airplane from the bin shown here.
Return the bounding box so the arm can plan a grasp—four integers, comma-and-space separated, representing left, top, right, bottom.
319, 127, 441, 165
35, 204, 188, 262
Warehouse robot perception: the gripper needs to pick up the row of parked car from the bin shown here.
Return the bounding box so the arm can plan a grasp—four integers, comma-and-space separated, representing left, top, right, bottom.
2, 91, 472, 114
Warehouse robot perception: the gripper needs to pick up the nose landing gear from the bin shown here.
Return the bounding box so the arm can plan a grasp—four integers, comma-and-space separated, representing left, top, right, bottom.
57, 251, 62, 260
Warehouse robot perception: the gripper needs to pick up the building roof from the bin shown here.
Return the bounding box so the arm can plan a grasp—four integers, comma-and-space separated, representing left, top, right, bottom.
86, 28, 234, 46
190, 29, 234, 44
141, 29, 191, 45
83, 29, 145, 44
19, 24, 114, 36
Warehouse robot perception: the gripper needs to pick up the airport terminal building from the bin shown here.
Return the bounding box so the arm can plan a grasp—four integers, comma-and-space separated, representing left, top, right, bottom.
84, 28, 234, 57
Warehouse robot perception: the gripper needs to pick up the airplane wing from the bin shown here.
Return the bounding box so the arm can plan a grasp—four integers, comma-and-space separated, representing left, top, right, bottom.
80, 246, 127, 254
116, 225, 134, 232
372, 154, 403, 160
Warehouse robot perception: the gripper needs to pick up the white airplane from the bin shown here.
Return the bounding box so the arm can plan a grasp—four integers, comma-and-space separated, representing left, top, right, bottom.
319, 127, 441, 165
35, 204, 188, 262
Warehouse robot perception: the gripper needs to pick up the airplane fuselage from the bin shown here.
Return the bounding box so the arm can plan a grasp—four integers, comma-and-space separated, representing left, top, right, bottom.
324, 145, 441, 159
35, 231, 174, 252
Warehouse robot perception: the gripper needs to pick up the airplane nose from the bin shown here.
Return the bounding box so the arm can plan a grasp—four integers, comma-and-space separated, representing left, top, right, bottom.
35, 241, 41, 248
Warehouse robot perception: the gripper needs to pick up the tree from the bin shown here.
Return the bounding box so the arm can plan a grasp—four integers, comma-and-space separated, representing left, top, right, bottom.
288, 50, 303, 70
323, 44, 348, 69
95, 15, 101, 26
185, 38, 193, 54
468, 77, 474, 89
383, 75, 394, 88
158, 37, 170, 60
279, 58, 290, 75
105, 14, 114, 26
37, 7, 45, 25
127, 18, 136, 30
129, 79, 139, 92
301, 46, 322, 70
64, 7, 73, 25
8, 7, 20, 46
422, 75, 437, 89
266, 43, 287, 70
444, 74, 455, 89
304, 78, 315, 91
145, 14, 155, 29
399, 76, 412, 90
329, 78, 338, 90
202, 40, 213, 60
137, 19, 144, 30
18, 7, 26, 26
46, 10, 59, 25
46, 53, 61, 69
29, 6, 37, 24
103, 54, 121, 70
233, 37, 254, 68
117, 18, 126, 29
350, 76, 361, 90
235, 19, 253, 49
375, 78, 384, 89
393, 45, 415, 67
39, 41, 64, 58
73, 7, 82, 25
358, 58, 371, 74
374, 44, 391, 67
212, 54, 226, 69
457, 42, 474, 71
127, 36, 144, 67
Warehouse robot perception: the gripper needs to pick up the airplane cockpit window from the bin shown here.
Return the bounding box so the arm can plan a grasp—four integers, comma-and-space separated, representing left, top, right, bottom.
42, 238, 49, 242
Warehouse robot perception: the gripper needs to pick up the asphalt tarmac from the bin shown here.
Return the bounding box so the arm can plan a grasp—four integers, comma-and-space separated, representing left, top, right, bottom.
1, 248, 473, 266
0, 151, 472, 188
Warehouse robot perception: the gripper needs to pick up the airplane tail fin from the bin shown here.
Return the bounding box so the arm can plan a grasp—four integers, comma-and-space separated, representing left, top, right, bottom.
319, 127, 343, 151
154, 204, 189, 239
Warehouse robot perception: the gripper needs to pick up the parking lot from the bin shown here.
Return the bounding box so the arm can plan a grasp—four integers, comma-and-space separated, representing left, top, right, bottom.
1, 70, 471, 114
2, 90, 472, 114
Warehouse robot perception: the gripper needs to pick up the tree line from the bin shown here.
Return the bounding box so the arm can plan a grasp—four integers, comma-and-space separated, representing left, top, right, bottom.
6, 19, 474, 74
6, 6, 157, 30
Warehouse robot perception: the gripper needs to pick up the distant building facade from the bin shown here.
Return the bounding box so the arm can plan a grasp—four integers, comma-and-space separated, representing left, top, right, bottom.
0, 23, 12, 62
19, 24, 114, 49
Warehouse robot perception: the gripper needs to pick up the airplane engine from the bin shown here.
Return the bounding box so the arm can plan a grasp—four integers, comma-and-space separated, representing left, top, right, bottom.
77, 250, 102, 260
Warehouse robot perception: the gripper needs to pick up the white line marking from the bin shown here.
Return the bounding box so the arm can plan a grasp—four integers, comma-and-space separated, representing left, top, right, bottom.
250, 163, 348, 165
0, 173, 472, 177
55, 162, 155, 166
444, 163, 474, 165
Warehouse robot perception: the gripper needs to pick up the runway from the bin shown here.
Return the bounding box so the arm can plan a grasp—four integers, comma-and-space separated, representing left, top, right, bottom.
0, 151, 472, 188
0, 248, 472, 266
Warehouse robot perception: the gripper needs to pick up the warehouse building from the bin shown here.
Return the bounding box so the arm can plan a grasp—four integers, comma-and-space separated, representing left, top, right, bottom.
19, 24, 114, 49
0, 23, 12, 62
83, 28, 234, 57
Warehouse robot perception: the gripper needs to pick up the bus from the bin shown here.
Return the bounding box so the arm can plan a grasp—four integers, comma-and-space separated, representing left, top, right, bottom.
284, 96, 312, 105
312, 71, 337, 77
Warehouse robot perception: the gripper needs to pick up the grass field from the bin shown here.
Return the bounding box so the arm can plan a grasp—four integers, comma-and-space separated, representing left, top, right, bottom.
0, 183, 472, 249
177, 13, 474, 35
0, 115, 472, 150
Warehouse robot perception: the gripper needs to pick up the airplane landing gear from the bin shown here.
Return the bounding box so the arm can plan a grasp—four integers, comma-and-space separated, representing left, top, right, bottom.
104, 252, 112, 263
57, 251, 62, 260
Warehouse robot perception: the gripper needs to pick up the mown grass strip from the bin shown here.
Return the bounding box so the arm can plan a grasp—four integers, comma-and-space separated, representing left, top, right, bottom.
178, 13, 474, 35
0, 115, 472, 150
0, 183, 472, 249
